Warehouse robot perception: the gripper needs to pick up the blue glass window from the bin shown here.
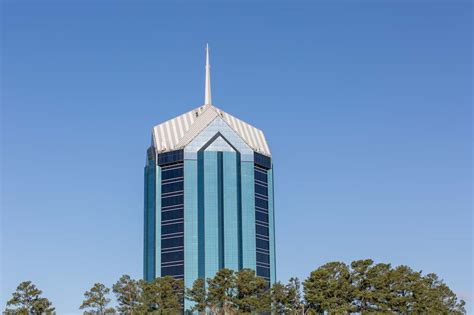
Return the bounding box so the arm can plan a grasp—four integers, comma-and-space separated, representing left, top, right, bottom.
162, 181, 184, 193
254, 169, 268, 183
162, 251, 184, 263
256, 224, 269, 236
162, 167, 184, 180
158, 150, 183, 166
162, 195, 184, 207
257, 252, 270, 265
162, 265, 184, 277
255, 183, 268, 197
254, 152, 272, 169
161, 236, 183, 249
255, 211, 268, 223
256, 238, 269, 250
162, 223, 184, 235
257, 266, 270, 278
255, 197, 268, 209
162, 209, 184, 222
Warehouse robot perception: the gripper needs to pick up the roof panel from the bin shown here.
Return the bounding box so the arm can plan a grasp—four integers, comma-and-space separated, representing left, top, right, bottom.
152, 104, 271, 156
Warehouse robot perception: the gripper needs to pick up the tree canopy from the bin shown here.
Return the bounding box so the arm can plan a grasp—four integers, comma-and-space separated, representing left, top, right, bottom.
303, 259, 466, 314
4, 259, 466, 315
5, 281, 55, 315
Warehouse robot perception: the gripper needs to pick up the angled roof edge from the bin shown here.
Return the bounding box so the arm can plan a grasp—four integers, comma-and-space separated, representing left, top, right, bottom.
152, 104, 271, 156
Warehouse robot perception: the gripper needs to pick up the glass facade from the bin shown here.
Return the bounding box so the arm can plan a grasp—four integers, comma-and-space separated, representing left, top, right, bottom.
159, 152, 185, 280
144, 117, 276, 310
254, 152, 271, 281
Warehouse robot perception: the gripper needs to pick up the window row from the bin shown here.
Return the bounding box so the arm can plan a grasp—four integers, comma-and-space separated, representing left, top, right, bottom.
162, 195, 184, 207
255, 197, 268, 210
256, 211, 269, 223
161, 264, 184, 277
254, 152, 272, 169
254, 169, 268, 183
255, 183, 268, 197
256, 238, 269, 251
162, 181, 184, 193
256, 224, 269, 236
257, 252, 270, 265
162, 222, 184, 235
158, 150, 183, 166
161, 236, 184, 249
162, 167, 184, 180
162, 250, 184, 263
162, 209, 184, 222
257, 266, 270, 279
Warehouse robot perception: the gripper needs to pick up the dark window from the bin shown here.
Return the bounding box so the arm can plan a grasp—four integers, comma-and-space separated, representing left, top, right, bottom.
162, 181, 184, 193
256, 224, 269, 236
254, 170, 268, 183
162, 195, 184, 207
257, 266, 270, 278
162, 223, 184, 235
257, 252, 270, 265
158, 150, 183, 166
162, 264, 184, 277
255, 183, 268, 196
162, 251, 184, 263
161, 237, 183, 249
256, 238, 269, 250
162, 167, 184, 180
256, 211, 268, 223
254, 152, 272, 169
162, 209, 184, 222
255, 197, 268, 209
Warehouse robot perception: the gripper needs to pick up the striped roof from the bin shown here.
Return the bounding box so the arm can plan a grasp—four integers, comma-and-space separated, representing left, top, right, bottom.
152, 104, 271, 156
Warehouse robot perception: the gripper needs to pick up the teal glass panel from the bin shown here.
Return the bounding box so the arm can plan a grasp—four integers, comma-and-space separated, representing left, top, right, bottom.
144, 163, 156, 281
268, 168, 276, 284
241, 161, 256, 270
223, 152, 239, 270
204, 152, 220, 278
184, 160, 198, 311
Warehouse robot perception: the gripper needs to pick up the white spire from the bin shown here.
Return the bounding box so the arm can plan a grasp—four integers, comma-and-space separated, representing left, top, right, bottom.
204, 43, 212, 105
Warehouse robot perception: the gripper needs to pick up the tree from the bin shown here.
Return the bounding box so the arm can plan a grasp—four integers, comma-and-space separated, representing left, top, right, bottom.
206, 268, 237, 314
185, 278, 207, 314
303, 259, 466, 315
270, 282, 288, 314
286, 277, 303, 314
139, 276, 184, 314
112, 275, 141, 314
303, 262, 354, 314
234, 268, 270, 313
5, 281, 55, 315
80, 283, 115, 314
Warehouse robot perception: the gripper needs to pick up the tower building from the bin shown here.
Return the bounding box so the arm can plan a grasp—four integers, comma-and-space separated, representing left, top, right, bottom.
144, 45, 276, 308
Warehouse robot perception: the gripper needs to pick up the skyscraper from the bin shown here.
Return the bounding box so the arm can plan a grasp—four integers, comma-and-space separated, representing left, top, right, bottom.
144, 45, 276, 308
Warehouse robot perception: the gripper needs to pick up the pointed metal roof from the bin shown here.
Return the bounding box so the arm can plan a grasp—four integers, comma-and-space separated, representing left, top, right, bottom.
152, 104, 271, 156
151, 45, 271, 156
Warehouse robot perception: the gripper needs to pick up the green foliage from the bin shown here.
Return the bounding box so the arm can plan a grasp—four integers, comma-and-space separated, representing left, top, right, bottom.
270, 282, 287, 314
80, 283, 115, 314
234, 268, 270, 313
206, 268, 237, 314
138, 276, 184, 314
303, 262, 354, 314
5, 281, 55, 315
303, 259, 466, 315
5, 259, 465, 315
286, 277, 303, 313
185, 278, 207, 313
112, 275, 141, 314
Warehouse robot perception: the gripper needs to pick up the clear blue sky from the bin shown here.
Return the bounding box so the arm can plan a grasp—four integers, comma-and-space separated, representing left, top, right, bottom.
1, 0, 472, 313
